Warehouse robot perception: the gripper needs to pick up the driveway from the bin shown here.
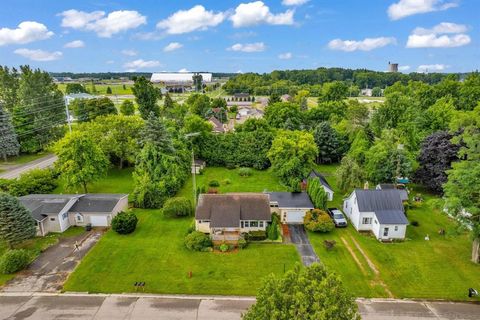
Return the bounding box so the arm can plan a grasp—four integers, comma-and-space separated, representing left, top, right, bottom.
287, 224, 320, 266
0, 154, 57, 180
0, 294, 479, 320
1, 231, 102, 292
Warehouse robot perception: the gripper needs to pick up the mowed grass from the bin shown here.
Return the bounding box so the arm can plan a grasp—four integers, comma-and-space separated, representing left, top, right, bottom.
57, 83, 134, 95
0, 152, 51, 167
310, 165, 480, 300
0, 227, 84, 286
64, 209, 300, 295
177, 167, 288, 200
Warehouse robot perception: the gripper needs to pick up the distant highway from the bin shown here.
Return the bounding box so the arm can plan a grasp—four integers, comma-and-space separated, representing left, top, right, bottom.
0, 154, 58, 179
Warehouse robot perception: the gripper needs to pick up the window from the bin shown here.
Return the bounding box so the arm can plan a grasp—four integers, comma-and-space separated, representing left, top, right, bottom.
259, 221, 264, 228
50, 217, 56, 221
374, 219, 378, 224
362, 217, 372, 224
244, 221, 249, 228
250, 221, 258, 227
62, 212, 68, 220
241, 221, 244, 228
383, 227, 389, 237
394, 226, 398, 231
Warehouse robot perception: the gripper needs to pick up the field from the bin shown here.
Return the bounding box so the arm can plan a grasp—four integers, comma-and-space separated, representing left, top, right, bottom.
309, 165, 480, 300
57, 83, 134, 95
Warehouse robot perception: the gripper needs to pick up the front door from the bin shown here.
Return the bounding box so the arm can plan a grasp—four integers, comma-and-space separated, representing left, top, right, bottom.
383, 227, 389, 237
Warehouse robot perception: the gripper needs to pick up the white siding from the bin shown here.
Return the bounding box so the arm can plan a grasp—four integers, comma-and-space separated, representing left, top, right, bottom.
323, 186, 334, 201
196, 220, 211, 233
277, 208, 312, 224
374, 223, 407, 240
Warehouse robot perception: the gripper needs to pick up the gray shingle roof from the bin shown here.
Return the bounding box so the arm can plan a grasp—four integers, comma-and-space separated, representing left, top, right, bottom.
70, 194, 127, 212
308, 170, 333, 191
195, 193, 271, 228
267, 192, 314, 209
354, 189, 408, 224
376, 184, 409, 201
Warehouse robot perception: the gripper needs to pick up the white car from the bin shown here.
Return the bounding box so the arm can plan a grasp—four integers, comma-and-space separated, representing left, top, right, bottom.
328, 208, 348, 227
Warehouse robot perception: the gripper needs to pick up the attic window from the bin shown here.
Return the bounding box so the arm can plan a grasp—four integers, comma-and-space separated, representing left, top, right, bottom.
50, 217, 56, 221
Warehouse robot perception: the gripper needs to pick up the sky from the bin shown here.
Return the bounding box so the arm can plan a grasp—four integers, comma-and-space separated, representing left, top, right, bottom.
0, 0, 478, 73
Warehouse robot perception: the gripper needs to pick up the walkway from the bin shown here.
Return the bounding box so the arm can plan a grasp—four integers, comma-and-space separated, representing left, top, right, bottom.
287, 224, 320, 266
0, 293, 479, 320
0, 154, 57, 179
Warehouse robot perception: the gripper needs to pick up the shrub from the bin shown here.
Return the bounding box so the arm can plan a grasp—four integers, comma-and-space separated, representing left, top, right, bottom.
111, 211, 138, 234
163, 197, 192, 218
223, 179, 231, 185
304, 209, 335, 233
238, 167, 252, 177
0, 249, 30, 274
208, 180, 220, 187
248, 230, 267, 241
184, 231, 212, 251
219, 243, 229, 252
238, 237, 248, 249
411, 220, 419, 227
267, 219, 279, 240
6, 169, 58, 196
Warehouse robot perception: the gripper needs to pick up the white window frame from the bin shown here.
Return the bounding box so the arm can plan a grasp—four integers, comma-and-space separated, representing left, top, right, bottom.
259, 221, 264, 228
394, 225, 398, 231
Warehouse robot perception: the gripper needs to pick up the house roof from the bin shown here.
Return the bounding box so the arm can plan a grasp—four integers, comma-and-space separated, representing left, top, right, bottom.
266, 192, 314, 209
376, 184, 409, 201
354, 189, 404, 212
19, 194, 127, 221
195, 193, 271, 228
208, 117, 225, 133
308, 170, 333, 191
375, 210, 409, 225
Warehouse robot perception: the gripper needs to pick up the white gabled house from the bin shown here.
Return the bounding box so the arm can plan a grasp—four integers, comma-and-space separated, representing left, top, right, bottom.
308, 171, 334, 201
343, 189, 408, 241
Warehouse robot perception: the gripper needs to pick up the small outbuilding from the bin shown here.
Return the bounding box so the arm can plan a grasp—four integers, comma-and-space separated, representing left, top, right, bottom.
307, 170, 334, 201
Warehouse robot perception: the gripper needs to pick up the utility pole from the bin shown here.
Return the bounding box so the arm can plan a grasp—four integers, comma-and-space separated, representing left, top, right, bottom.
192, 148, 197, 208
64, 97, 72, 133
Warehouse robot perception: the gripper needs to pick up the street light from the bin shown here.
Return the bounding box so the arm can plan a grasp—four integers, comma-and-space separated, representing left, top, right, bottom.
185, 132, 200, 208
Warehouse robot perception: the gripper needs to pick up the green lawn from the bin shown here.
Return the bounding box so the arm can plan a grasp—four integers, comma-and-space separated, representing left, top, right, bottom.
309, 165, 480, 300
64, 209, 300, 295
0, 227, 85, 286
177, 167, 288, 201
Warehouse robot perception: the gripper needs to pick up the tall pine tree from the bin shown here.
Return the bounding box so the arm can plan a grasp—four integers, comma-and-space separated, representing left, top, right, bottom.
0, 105, 20, 161
0, 193, 36, 248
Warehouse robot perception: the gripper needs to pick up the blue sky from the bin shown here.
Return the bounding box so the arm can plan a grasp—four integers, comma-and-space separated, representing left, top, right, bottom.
0, 0, 478, 73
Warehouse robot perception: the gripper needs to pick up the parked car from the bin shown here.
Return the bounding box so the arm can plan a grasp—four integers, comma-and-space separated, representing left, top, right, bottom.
327, 208, 347, 227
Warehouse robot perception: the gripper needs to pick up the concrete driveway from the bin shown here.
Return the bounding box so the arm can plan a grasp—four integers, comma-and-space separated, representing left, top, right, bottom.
1, 294, 479, 320
1, 231, 102, 293
0, 154, 57, 180
287, 224, 320, 266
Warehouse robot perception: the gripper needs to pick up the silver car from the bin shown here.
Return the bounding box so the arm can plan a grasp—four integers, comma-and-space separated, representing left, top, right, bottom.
328, 208, 348, 227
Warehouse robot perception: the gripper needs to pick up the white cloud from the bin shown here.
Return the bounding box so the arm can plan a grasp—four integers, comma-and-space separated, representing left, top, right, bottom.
178, 68, 189, 72
64, 40, 84, 48
123, 59, 161, 71
230, 1, 294, 28
59, 9, 146, 37
398, 65, 411, 71
282, 0, 309, 6
406, 22, 470, 48
388, 0, 458, 20
417, 64, 448, 72
14, 48, 62, 61
236, 70, 243, 74
121, 49, 138, 56
278, 52, 292, 59
0, 21, 53, 46
156, 5, 225, 34
164, 42, 183, 52
328, 37, 396, 52
228, 42, 266, 52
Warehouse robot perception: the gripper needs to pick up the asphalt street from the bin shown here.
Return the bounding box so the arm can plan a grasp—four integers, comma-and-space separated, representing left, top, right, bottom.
0, 154, 58, 179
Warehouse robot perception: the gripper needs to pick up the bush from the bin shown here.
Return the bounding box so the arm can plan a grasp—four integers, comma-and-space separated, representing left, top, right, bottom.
223, 179, 231, 185
267, 220, 279, 240
248, 230, 267, 241
0, 249, 30, 274
184, 231, 212, 251
304, 209, 335, 233
6, 169, 58, 196
163, 197, 192, 218
219, 243, 229, 252
111, 211, 138, 234
238, 167, 252, 177
238, 237, 248, 249
411, 220, 419, 227
208, 180, 220, 187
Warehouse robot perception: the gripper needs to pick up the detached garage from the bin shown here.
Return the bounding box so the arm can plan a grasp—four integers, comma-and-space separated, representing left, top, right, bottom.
267, 192, 314, 224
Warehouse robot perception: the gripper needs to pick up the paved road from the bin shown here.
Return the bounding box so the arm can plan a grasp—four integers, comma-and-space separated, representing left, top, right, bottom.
288, 224, 320, 266
0, 154, 57, 179
2, 231, 101, 293
0, 294, 479, 320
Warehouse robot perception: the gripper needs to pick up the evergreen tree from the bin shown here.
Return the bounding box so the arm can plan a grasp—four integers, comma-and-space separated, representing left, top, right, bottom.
132, 76, 160, 119
0, 193, 36, 248
106, 86, 112, 94
313, 122, 341, 164
120, 99, 135, 115
268, 92, 281, 105
0, 106, 20, 161
140, 113, 175, 153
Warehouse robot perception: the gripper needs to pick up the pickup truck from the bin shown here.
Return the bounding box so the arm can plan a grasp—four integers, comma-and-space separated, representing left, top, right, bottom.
327, 208, 348, 227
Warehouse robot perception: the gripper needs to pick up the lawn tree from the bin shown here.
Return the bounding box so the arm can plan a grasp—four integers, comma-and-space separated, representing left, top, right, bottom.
370, 92, 410, 136
0, 66, 19, 113
415, 131, 460, 194
444, 105, 480, 263
65, 83, 87, 94
192, 73, 203, 92
307, 178, 328, 210
120, 99, 135, 115
140, 113, 175, 153
318, 81, 349, 102
264, 102, 303, 130
0, 193, 36, 248
243, 263, 360, 320
267, 130, 318, 191
72, 97, 117, 122
187, 94, 211, 117
371, 87, 382, 97
132, 76, 161, 119
0, 105, 20, 161
55, 131, 109, 193
313, 121, 341, 164
12, 66, 65, 153
106, 86, 112, 94
336, 156, 364, 193
268, 92, 281, 105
